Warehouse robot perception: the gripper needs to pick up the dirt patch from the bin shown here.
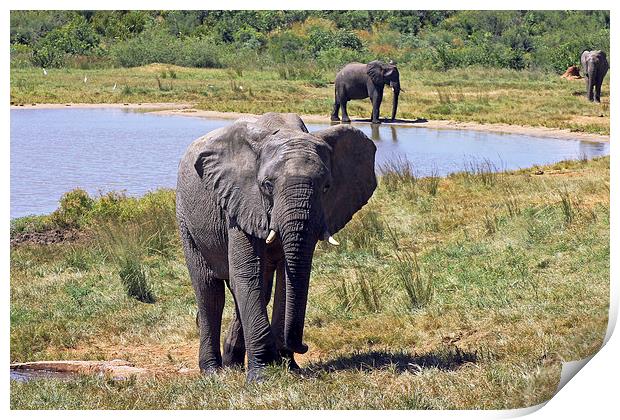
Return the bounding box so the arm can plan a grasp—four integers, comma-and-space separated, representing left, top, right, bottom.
561, 66, 583, 80
11, 228, 84, 247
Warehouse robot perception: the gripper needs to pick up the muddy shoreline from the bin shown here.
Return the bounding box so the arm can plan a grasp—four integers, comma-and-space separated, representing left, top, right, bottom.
11, 102, 610, 142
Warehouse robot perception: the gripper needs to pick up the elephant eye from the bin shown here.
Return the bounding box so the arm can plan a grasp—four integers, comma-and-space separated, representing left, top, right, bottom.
262, 178, 274, 195
323, 183, 330, 193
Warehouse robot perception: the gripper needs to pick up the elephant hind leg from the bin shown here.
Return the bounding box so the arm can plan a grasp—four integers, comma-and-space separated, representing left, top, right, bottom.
222, 300, 245, 368
180, 223, 225, 373
331, 98, 341, 121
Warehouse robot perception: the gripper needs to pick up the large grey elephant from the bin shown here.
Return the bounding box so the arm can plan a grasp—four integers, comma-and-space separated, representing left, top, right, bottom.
176, 112, 377, 381
580, 50, 609, 102
331, 60, 401, 124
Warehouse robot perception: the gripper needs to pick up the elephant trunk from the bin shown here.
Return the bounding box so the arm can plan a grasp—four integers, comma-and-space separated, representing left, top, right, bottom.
272, 181, 320, 355
390, 82, 400, 121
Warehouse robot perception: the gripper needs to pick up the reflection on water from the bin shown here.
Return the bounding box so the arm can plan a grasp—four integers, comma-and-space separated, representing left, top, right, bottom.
10, 109, 610, 218
370, 124, 398, 142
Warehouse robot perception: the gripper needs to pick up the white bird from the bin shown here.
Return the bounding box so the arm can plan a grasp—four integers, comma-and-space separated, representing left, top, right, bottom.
112, 83, 117, 91
84, 76, 88, 83
42, 68, 47, 76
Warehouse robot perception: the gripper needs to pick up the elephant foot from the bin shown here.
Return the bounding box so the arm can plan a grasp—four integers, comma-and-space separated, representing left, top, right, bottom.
246, 366, 269, 383
222, 348, 245, 369
198, 362, 221, 376
279, 349, 301, 372
330, 116, 340, 122
371, 120, 381, 125
341, 118, 351, 124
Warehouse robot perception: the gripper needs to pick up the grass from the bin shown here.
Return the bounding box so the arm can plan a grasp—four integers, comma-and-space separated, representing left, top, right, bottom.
10, 64, 610, 134
10, 156, 609, 409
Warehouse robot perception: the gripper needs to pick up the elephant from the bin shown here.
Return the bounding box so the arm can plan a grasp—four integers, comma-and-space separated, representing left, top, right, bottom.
331, 60, 401, 124
176, 112, 377, 381
580, 50, 609, 102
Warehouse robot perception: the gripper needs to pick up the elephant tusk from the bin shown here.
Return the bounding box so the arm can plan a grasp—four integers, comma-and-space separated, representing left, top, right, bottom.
266, 230, 277, 244
328, 236, 340, 246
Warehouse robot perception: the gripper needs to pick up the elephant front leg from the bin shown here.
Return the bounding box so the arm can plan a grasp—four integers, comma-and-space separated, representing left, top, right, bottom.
223, 256, 277, 368
370, 91, 383, 124
341, 100, 351, 123
586, 77, 595, 102
227, 226, 279, 381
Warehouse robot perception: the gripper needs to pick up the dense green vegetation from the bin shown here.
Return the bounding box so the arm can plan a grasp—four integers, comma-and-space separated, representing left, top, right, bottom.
11, 10, 610, 74
11, 157, 609, 408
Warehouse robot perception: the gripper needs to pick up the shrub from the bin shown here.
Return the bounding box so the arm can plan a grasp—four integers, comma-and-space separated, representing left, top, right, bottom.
10, 44, 33, 68
268, 31, 311, 64
50, 189, 94, 228
31, 15, 101, 68
176, 36, 224, 68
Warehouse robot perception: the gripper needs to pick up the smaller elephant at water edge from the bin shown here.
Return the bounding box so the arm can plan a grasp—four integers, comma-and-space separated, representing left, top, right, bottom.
332, 60, 401, 124
581, 50, 609, 102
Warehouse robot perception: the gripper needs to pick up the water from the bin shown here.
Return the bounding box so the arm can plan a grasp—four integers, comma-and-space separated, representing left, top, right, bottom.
10, 368, 75, 382
10, 108, 610, 219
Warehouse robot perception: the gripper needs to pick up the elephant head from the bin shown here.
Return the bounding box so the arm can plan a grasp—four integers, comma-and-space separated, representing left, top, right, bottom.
367, 60, 401, 120
194, 119, 376, 354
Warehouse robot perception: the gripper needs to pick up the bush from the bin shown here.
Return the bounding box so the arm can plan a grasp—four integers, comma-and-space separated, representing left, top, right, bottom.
110, 27, 179, 67
268, 31, 311, 64
176, 36, 224, 68
10, 44, 33, 68
31, 15, 101, 68
111, 28, 224, 68
50, 189, 94, 228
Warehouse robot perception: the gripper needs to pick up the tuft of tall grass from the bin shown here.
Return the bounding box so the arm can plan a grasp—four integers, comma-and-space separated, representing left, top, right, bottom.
504, 193, 521, 218
421, 169, 440, 196
118, 255, 155, 304
95, 221, 156, 303
483, 211, 500, 235
355, 269, 382, 313
462, 158, 501, 187
385, 225, 433, 310
558, 187, 575, 225
336, 205, 385, 253
379, 156, 418, 193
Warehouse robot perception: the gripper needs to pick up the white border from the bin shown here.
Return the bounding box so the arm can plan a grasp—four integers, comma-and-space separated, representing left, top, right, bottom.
3, 1, 617, 418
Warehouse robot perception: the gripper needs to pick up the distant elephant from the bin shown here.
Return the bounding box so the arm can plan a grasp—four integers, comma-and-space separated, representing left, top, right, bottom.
176, 112, 377, 381
580, 50, 609, 102
331, 60, 401, 124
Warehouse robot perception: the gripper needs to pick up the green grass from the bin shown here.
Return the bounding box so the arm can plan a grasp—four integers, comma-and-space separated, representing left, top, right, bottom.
10, 156, 609, 409
10, 64, 610, 134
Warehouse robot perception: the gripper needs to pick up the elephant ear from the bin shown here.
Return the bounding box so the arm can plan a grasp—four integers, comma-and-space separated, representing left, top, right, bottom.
367, 61, 385, 85
194, 121, 274, 238
313, 125, 377, 234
